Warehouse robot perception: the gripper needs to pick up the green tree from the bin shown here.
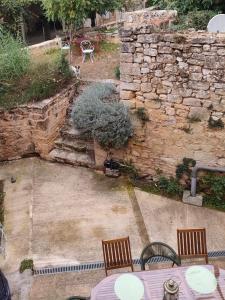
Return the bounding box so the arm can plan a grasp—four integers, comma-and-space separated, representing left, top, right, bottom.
86, 0, 124, 27
146, 0, 224, 13
0, 0, 35, 37
41, 0, 124, 60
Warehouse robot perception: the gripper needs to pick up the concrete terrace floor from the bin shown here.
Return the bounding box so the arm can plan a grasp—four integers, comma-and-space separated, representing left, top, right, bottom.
0, 158, 225, 299
0, 158, 143, 273
135, 189, 225, 252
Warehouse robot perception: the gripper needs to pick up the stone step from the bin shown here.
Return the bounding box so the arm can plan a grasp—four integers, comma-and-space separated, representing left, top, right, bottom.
60, 127, 87, 140
54, 138, 93, 153
49, 148, 95, 168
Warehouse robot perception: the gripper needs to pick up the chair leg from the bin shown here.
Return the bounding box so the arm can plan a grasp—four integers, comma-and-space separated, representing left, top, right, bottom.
205, 255, 209, 264
82, 53, 85, 63
90, 53, 94, 63
105, 268, 108, 277
172, 262, 175, 267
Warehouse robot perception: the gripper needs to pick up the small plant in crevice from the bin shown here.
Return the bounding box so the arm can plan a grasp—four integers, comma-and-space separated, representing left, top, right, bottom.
118, 161, 139, 180
208, 116, 224, 129
114, 65, 120, 80
135, 107, 149, 125
19, 259, 34, 273
176, 157, 196, 184
180, 126, 192, 134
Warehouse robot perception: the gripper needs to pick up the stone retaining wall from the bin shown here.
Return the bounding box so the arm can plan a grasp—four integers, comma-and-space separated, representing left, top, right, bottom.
123, 9, 177, 29
0, 84, 76, 161
119, 27, 225, 176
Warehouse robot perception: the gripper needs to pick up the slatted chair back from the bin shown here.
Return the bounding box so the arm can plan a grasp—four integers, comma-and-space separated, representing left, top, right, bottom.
177, 228, 208, 264
102, 237, 133, 276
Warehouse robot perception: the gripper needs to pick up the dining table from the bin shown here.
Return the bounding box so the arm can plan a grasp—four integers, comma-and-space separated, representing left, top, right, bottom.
90, 264, 225, 300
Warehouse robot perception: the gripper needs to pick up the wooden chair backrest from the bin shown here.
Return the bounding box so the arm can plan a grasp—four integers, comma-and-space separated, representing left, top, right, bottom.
102, 236, 133, 276
177, 228, 208, 263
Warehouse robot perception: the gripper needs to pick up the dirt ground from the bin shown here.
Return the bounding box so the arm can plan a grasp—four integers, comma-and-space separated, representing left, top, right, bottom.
71, 43, 120, 80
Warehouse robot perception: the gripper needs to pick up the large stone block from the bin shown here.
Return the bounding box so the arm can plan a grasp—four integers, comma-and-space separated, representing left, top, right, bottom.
137, 33, 161, 44
144, 48, 158, 56
190, 73, 203, 81
120, 53, 133, 63
144, 93, 159, 100
183, 98, 201, 107
120, 82, 140, 91
188, 81, 210, 91
120, 63, 141, 76
120, 91, 135, 100
141, 83, 152, 93
121, 43, 135, 53
188, 107, 209, 120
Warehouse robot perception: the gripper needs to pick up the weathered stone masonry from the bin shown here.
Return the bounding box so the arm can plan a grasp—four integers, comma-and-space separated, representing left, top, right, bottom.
120, 28, 225, 176
0, 84, 76, 161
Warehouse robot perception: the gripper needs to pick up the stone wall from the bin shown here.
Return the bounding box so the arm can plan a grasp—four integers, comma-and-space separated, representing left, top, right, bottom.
0, 84, 76, 161
119, 27, 225, 176
123, 9, 177, 29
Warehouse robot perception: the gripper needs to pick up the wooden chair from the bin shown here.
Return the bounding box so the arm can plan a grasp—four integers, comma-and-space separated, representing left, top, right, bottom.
102, 237, 134, 276
177, 228, 208, 264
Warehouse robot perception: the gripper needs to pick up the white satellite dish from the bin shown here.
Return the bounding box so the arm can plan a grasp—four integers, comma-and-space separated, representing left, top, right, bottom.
208, 14, 225, 33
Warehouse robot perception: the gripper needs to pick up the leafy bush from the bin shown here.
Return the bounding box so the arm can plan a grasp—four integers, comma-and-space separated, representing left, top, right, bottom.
146, 0, 222, 14
159, 176, 183, 197
72, 83, 133, 149
19, 259, 34, 273
199, 174, 225, 211
54, 52, 72, 78
0, 49, 72, 110
0, 27, 30, 81
93, 103, 133, 149
185, 10, 217, 30
176, 158, 196, 180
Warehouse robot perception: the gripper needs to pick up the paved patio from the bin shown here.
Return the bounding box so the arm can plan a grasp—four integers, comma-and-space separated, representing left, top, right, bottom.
135, 189, 225, 252
0, 158, 225, 299
0, 158, 143, 273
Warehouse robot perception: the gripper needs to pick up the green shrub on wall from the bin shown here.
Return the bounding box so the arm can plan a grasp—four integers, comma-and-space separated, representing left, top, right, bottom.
0, 30, 72, 110
93, 103, 133, 149
0, 27, 30, 81
72, 83, 133, 149
199, 174, 225, 211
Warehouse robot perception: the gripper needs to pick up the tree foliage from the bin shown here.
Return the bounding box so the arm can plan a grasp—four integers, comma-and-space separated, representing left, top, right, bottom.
0, 0, 36, 33
146, 0, 224, 30
41, 0, 124, 26
146, 0, 224, 13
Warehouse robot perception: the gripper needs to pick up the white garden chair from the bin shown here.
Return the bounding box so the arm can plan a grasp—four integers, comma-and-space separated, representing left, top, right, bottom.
80, 40, 94, 63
